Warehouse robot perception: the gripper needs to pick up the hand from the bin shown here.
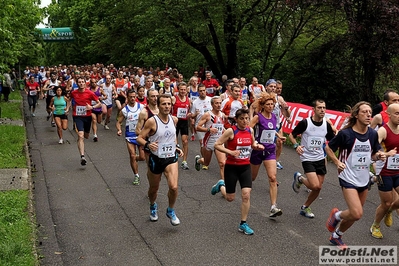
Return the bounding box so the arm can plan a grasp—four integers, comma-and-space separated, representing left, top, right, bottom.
295, 145, 304, 155
336, 161, 346, 172
209, 128, 218, 134
148, 142, 158, 152
230, 150, 241, 157
117, 130, 122, 136
176, 148, 184, 157
280, 136, 287, 142
386, 147, 397, 157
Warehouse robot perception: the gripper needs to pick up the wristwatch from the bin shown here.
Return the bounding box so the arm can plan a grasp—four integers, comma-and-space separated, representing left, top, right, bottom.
293, 143, 299, 150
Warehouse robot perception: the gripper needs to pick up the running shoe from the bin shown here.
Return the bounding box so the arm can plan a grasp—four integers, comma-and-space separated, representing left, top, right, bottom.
46, 113, 51, 121
149, 203, 158, 222
51, 122, 56, 127
326, 208, 340, 232
384, 210, 393, 227
269, 207, 282, 218
370, 224, 383, 239
300, 207, 315, 218
202, 165, 208, 170
31, 113, 35, 117
133, 175, 140, 186
292, 172, 302, 193
181, 161, 189, 170
80, 156, 87, 166
194, 155, 201, 171
329, 235, 348, 250
238, 223, 254, 235
104, 125, 110, 130
211, 179, 225, 195
93, 136, 98, 142
276, 161, 283, 170
166, 208, 180, 226
58, 138, 63, 144
191, 134, 195, 141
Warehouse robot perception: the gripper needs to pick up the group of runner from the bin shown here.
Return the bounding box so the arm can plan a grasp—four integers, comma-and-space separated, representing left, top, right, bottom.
23, 64, 399, 249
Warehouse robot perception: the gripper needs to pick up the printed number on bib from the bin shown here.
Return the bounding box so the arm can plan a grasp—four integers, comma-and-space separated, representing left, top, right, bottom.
127, 113, 139, 132
206, 87, 214, 94
260, 130, 275, 144
307, 136, 323, 150
237, 145, 251, 159
351, 153, 370, 170
177, 108, 187, 119
76, 106, 87, 116
29, 90, 37, 96
158, 143, 176, 158
387, 154, 399, 170
48, 90, 55, 96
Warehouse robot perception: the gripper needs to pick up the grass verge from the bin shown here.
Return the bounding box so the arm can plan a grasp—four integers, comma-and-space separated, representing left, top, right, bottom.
0, 89, 37, 265
0, 190, 36, 266
0, 125, 26, 168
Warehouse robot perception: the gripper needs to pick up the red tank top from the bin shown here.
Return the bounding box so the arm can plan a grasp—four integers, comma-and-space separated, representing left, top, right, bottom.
381, 124, 399, 176
172, 96, 190, 120
226, 126, 252, 165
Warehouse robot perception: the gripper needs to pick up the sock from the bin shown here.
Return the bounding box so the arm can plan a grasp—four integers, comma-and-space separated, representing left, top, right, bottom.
81, 155, 85, 158
135, 173, 139, 177
240, 220, 246, 225
271, 205, 277, 211
335, 211, 342, 221
94, 134, 97, 138
372, 221, 380, 227
333, 229, 343, 238
301, 205, 307, 210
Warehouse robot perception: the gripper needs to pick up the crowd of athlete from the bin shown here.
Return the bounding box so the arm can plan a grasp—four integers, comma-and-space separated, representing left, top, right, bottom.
22, 64, 399, 248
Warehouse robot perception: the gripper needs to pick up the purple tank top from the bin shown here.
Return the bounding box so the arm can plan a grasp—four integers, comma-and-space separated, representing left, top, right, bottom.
255, 112, 277, 151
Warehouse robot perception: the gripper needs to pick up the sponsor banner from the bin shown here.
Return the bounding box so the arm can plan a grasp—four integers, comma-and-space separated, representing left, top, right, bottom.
281, 102, 349, 134
319, 245, 397, 264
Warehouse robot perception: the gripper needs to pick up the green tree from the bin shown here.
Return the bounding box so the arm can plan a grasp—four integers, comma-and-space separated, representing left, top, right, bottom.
0, 0, 43, 73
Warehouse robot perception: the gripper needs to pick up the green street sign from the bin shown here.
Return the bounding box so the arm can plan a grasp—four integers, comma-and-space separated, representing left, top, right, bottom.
37, 27, 74, 42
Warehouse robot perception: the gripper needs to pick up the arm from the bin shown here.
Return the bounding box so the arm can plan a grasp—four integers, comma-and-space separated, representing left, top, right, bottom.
214, 128, 238, 156
249, 115, 259, 128
250, 128, 264, 150
137, 117, 157, 152
135, 109, 148, 136
116, 112, 125, 136
370, 114, 382, 129
196, 112, 216, 133
325, 144, 344, 171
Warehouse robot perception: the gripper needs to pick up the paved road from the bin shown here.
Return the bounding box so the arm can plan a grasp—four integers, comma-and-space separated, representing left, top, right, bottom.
25, 97, 398, 266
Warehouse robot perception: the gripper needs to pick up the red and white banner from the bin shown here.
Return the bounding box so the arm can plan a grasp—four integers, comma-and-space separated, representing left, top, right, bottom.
281, 102, 349, 134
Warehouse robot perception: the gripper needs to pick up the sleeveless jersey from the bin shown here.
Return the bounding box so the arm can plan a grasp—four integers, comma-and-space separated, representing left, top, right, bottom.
222, 97, 244, 118
122, 103, 143, 139
53, 96, 67, 115
172, 96, 190, 120
189, 87, 200, 102
102, 84, 113, 106
225, 125, 252, 165
136, 97, 148, 107
48, 80, 60, 97
254, 112, 277, 152
300, 117, 328, 162
272, 95, 281, 125
115, 78, 125, 95
380, 124, 399, 175
202, 111, 225, 149
148, 115, 176, 158
90, 87, 102, 112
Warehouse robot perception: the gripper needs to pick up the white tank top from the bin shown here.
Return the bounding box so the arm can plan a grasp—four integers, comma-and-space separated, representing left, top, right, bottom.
300, 117, 327, 162
148, 115, 176, 158
102, 84, 113, 106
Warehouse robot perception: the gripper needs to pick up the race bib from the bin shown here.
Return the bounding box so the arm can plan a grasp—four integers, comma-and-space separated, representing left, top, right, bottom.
191, 96, 199, 102
351, 152, 370, 170
29, 90, 37, 96
158, 143, 176, 158
48, 90, 55, 96
237, 145, 251, 159
117, 87, 122, 94
206, 87, 214, 94
260, 130, 275, 144
387, 154, 399, 170
212, 123, 224, 135
127, 113, 139, 132
76, 106, 87, 116
307, 136, 324, 150
177, 108, 187, 119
